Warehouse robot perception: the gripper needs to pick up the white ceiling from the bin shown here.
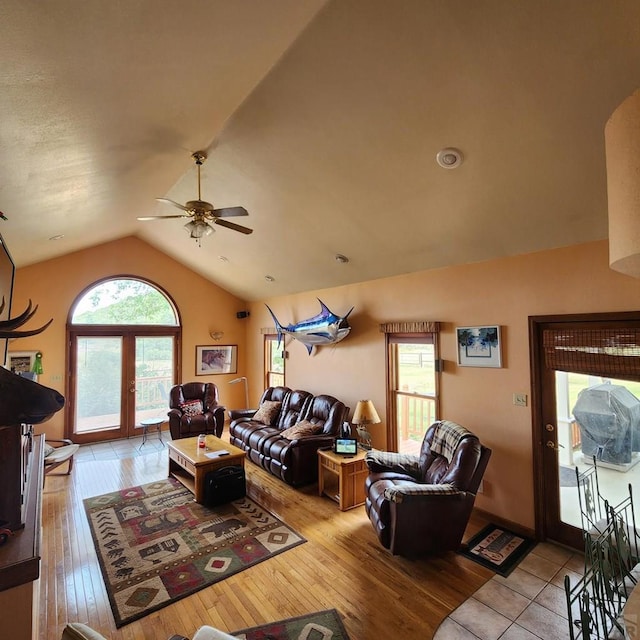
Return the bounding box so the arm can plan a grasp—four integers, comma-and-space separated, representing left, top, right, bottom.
2, 1, 640, 301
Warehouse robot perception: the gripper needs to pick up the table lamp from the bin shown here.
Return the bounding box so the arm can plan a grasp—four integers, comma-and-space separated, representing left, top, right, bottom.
352, 399, 381, 450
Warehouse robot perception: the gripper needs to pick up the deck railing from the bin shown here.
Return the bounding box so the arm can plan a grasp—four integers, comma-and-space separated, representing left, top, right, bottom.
396, 392, 436, 448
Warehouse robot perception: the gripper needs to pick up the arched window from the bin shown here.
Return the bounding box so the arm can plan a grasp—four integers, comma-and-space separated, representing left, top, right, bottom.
71, 278, 178, 325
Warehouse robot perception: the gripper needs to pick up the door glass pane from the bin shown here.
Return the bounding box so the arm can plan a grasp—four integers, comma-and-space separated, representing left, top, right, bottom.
75, 337, 122, 433
395, 343, 436, 455
556, 372, 640, 528
134, 336, 173, 426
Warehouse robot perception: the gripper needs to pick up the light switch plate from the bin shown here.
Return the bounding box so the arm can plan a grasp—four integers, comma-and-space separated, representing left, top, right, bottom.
513, 393, 528, 407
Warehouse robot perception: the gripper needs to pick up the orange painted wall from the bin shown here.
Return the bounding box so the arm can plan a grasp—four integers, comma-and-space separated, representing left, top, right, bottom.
244, 239, 640, 529
14, 236, 640, 529
12, 236, 248, 440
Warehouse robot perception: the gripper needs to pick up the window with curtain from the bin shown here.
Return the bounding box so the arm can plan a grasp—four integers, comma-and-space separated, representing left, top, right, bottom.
381, 321, 440, 454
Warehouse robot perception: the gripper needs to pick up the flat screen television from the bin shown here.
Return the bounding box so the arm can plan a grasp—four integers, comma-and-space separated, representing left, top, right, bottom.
0, 233, 15, 367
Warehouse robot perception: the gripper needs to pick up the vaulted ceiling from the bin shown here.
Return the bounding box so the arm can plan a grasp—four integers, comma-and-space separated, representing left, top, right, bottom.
2, 1, 640, 301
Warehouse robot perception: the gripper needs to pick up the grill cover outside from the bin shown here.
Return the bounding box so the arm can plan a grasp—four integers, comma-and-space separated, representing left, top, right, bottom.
572, 383, 640, 465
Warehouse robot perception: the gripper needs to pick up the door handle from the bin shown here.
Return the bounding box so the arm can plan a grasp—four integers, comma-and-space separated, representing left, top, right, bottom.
546, 441, 565, 450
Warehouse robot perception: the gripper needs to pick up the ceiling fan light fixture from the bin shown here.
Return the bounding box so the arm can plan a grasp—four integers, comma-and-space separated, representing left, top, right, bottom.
436, 147, 464, 169
184, 220, 214, 246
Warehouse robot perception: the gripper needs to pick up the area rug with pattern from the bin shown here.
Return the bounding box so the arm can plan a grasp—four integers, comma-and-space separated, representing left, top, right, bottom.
84, 478, 306, 627
231, 609, 350, 639
458, 523, 536, 577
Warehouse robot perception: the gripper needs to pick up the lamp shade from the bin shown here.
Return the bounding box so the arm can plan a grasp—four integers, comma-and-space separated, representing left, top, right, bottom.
606, 88, 640, 277
352, 399, 381, 425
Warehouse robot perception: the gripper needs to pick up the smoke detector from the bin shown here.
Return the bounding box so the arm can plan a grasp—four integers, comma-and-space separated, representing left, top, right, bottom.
436, 148, 464, 169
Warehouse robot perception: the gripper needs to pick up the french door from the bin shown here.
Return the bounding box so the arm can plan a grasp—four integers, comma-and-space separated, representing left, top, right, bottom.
68, 327, 178, 444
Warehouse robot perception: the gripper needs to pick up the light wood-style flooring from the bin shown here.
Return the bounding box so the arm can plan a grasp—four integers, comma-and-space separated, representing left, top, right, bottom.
40, 440, 493, 640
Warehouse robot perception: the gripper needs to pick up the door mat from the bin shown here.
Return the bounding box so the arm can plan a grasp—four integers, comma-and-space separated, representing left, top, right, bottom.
458, 524, 536, 577
84, 478, 306, 627
231, 609, 350, 639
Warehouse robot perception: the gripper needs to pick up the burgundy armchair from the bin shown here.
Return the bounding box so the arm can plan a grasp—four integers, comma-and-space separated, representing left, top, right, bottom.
168, 382, 225, 440
365, 420, 491, 556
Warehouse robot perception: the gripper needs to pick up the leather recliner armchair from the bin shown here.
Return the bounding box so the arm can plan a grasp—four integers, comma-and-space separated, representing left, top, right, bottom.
168, 382, 225, 440
365, 420, 491, 556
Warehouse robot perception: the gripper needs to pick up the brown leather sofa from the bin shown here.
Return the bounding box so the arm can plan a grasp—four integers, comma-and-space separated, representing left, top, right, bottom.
229, 386, 348, 486
365, 420, 491, 556
168, 382, 225, 440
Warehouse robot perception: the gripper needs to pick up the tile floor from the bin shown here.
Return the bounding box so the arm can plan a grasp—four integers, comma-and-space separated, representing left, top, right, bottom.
74, 430, 167, 461
434, 542, 584, 639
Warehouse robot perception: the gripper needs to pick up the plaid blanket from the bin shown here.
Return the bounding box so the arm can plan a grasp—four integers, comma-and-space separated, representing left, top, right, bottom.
383, 482, 460, 503
365, 450, 421, 477
429, 420, 473, 462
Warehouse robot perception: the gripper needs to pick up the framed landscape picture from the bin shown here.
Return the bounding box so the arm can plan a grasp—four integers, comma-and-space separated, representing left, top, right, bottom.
195, 345, 237, 375
456, 326, 502, 368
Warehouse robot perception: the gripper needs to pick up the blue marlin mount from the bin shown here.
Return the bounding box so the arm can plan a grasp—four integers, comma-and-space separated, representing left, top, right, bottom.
266, 299, 354, 355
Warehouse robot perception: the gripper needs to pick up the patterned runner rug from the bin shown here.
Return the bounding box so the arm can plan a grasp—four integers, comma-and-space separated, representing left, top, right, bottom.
231, 609, 350, 639
84, 478, 306, 627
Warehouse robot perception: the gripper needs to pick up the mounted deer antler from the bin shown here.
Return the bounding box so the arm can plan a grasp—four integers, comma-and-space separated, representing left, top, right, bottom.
0, 299, 53, 338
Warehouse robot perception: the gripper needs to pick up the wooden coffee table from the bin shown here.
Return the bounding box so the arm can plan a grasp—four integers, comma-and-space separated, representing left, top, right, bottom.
167, 435, 246, 504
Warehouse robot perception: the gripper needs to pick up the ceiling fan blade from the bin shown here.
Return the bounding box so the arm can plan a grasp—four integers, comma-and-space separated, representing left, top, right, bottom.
214, 218, 253, 235
156, 197, 190, 212
213, 206, 248, 218
137, 214, 189, 221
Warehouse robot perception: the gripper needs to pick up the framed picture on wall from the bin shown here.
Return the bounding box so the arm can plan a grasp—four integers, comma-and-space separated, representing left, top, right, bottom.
195, 345, 238, 375
6, 350, 38, 374
456, 326, 502, 368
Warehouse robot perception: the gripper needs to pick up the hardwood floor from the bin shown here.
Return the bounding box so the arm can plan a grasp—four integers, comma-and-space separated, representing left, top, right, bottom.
39, 441, 493, 640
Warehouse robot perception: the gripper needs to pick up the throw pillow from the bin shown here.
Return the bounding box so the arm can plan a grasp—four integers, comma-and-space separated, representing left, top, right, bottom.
253, 400, 282, 426
280, 419, 321, 440
179, 399, 204, 416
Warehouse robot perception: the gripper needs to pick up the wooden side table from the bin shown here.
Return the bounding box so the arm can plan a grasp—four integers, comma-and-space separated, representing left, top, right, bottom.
318, 448, 368, 511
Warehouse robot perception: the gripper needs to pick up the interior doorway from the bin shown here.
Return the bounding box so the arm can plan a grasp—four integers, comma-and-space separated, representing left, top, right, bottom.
66, 278, 180, 445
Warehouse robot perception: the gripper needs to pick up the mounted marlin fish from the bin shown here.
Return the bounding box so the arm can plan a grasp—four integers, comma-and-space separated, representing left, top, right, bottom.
266, 299, 354, 355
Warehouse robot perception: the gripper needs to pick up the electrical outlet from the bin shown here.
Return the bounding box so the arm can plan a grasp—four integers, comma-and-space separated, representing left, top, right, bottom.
513, 393, 528, 407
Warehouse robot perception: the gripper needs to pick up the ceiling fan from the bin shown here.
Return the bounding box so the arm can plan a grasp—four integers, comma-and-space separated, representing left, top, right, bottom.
137, 151, 253, 244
